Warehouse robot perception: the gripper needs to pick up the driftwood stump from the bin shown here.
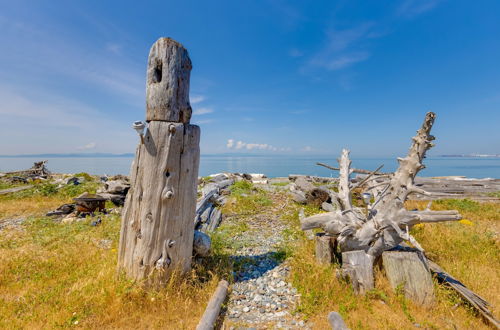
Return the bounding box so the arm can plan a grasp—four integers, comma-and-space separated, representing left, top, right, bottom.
341, 250, 374, 294
382, 250, 435, 305
315, 233, 337, 264
118, 38, 200, 285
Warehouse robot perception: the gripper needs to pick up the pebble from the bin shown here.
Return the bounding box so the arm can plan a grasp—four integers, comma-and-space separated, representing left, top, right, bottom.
223, 206, 309, 329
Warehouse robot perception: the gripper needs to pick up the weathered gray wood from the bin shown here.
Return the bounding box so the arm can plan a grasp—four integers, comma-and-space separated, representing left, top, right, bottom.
196, 280, 229, 330
315, 233, 336, 264
328, 311, 349, 330
118, 122, 200, 284
193, 230, 211, 257
146, 38, 192, 123
0, 185, 33, 195
427, 259, 499, 328
302, 113, 462, 258
382, 251, 435, 305
341, 250, 374, 294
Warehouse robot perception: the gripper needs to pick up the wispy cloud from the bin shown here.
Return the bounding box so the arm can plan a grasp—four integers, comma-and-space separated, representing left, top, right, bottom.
193, 107, 214, 115
397, 0, 442, 18
0, 15, 143, 104
0, 85, 133, 154
290, 110, 309, 115
303, 22, 378, 72
191, 95, 205, 104
194, 119, 214, 125
289, 48, 304, 57
105, 43, 122, 55
302, 146, 312, 152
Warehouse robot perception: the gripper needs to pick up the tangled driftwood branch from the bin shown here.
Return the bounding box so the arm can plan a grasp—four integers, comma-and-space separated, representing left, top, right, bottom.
301, 112, 461, 258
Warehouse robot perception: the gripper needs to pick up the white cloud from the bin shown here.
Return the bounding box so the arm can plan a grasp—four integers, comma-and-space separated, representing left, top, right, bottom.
226, 139, 286, 152
193, 107, 214, 115
78, 142, 97, 150
191, 95, 205, 104
302, 146, 312, 152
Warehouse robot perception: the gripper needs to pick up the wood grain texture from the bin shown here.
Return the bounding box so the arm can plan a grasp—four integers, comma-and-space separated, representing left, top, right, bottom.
146, 38, 192, 123
117, 122, 200, 284
301, 112, 462, 258
315, 233, 336, 265
382, 251, 435, 306
341, 250, 374, 295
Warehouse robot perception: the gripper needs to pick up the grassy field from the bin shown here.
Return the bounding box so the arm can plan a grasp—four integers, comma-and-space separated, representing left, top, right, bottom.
0, 177, 498, 329
283, 198, 499, 329
0, 177, 230, 329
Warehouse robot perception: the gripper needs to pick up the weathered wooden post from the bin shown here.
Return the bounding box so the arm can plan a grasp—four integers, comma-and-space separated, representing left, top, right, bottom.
117, 38, 200, 285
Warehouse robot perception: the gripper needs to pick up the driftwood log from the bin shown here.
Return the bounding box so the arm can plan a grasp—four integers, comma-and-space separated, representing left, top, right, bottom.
301, 113, 461, 258
196, 280, 229, 330
118, 38, 200, 285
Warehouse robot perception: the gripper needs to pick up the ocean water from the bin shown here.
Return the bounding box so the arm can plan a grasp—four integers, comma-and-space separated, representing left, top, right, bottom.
1, 155, 499, 179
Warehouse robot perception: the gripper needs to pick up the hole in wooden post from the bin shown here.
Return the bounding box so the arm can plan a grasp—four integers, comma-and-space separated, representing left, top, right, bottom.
165, 171, 170, 178
152, 60, 162, 83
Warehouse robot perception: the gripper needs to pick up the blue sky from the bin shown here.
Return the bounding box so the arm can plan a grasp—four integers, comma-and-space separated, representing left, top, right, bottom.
0, 0, 499, 156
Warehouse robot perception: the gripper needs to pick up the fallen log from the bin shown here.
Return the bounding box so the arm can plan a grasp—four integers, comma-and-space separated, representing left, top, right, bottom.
196, 280, 229, 330
427, 259, 499, 328
0, 185, 33, 195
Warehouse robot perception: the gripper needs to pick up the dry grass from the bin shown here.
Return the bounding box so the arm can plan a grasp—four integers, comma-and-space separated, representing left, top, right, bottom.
281, 197, 499, 329
1, 177, 498, 329
0, 214, 230, 329
0, 178, 232, 329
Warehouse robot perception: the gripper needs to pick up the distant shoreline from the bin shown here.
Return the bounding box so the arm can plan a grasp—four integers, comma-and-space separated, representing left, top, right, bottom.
1, 153, 499, 159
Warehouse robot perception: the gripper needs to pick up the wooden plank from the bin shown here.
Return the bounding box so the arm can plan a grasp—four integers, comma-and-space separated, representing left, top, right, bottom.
196, 280, 229, 330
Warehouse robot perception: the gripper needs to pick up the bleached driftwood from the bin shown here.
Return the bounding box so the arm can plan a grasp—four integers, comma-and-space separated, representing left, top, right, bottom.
196, 280, 229, 330
382, 250, 434, 305
301, 112, 461, 258
327, 311, 349, 330
341, 250, 374, 294
315, 233, 336, 265
427, 259, 499, 327
118, 38, 200, 285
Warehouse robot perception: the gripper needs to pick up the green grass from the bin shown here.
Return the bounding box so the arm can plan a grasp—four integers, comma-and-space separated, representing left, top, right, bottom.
221, 181, 272, 215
